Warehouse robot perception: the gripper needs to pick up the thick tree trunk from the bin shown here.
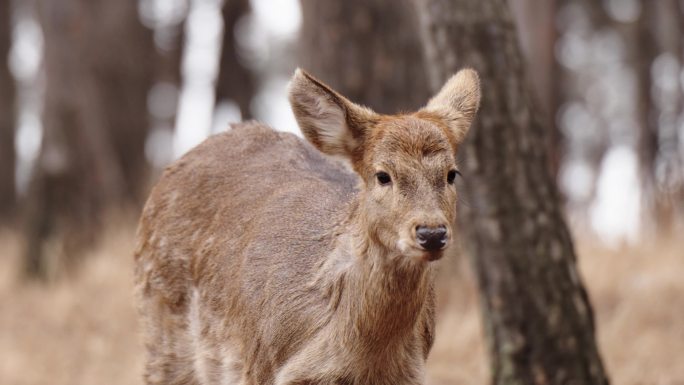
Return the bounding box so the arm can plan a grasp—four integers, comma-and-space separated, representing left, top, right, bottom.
0, 0, 16, 222
413, 0, 609, 384
215, 0, 255, 120
24, 0, 153, 278
299, 0, 430, 114
509, 0, 562, 180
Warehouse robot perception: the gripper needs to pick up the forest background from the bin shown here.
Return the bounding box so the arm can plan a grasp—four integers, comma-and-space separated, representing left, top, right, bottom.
0, 0, 683, 384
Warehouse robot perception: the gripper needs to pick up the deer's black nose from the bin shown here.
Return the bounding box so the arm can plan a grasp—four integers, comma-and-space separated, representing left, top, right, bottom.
416, 225, 448, 251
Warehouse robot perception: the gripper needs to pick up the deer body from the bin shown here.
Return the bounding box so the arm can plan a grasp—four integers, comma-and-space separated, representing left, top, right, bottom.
135, 70, 480, 385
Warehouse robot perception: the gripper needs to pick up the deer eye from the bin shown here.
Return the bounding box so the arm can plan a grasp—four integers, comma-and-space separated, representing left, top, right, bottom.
376, 171, 392, 186
447, 169, 460, 184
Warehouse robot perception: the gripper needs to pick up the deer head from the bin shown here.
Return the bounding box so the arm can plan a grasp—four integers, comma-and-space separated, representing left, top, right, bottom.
289, 69, 480, 262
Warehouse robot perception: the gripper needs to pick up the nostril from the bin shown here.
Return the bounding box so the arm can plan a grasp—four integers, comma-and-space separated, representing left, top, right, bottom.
415, 225, 448, 251
415, 226, 427, 241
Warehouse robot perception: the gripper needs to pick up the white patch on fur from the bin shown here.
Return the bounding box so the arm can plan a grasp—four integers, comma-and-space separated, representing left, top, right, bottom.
158, 236, 168, 250
397, 238, 412, 254
191, 229, 201, 243
204, 236, 215, 247
168, 191, 180, 207
219, 345, 242, 385
189, 288, 210, 384
188, 288, 243, 385
397, 238, 425, 258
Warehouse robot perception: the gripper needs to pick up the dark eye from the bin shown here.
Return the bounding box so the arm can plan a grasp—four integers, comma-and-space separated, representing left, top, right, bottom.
447, 169, 460, 184
376, 171, 392, 186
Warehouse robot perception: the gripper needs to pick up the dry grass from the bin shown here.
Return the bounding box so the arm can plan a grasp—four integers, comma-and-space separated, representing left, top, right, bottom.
0, 224, 682, 385
578, 238, 684, 385
0, 226, 142, 385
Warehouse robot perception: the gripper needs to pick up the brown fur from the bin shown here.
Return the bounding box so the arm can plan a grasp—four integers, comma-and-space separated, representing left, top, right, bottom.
134, 69, 480, 385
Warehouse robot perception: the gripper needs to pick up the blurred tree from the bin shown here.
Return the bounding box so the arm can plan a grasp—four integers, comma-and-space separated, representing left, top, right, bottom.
0, 0, 16, 222
671, 0, 684, 226
215, 0, 255, 120
634, 2, 663, 231
413, 0, 609, 384
95, 0, 155, 203
24, 0, 154, 278
635, 0, 684, 233
299, 0, 430, 114
155, 3, 187, 94
150, 2, 187, 169
557, 0, 613, 220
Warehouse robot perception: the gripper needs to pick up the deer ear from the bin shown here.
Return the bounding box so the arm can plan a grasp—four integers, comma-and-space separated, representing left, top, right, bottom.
289, 68, 377, 158
423, 69, 481, 144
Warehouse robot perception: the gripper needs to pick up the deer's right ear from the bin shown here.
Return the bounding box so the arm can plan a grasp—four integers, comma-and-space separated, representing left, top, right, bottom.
289, 69, 377, 158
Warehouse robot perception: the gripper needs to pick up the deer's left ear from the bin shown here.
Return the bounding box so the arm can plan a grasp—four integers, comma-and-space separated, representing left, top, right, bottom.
422, 69, 481, 144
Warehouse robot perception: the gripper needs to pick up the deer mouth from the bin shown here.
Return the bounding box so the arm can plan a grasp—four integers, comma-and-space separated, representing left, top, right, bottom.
422, 250, 444, 262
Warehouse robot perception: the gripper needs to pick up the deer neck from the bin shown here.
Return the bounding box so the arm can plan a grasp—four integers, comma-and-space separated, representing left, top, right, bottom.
314, 200, 433, 352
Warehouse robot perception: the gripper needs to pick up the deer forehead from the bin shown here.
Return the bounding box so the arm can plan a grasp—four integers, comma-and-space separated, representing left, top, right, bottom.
366, 116, 456, 169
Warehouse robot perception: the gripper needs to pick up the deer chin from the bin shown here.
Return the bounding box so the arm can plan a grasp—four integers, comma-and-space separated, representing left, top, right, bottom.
422, 250, 444, 262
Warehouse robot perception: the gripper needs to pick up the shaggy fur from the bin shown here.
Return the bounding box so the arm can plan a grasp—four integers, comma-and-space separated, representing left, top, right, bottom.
134, 69, 480, 385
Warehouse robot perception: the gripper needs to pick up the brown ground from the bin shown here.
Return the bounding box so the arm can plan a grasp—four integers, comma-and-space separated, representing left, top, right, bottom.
0, 224, 682, 385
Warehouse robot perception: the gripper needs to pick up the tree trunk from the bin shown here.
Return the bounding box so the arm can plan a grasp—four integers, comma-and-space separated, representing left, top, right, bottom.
155, 6, 187, 131
215, 0, 255, 120
509, 0, 562, 180
93, 0, 155, 204
299, 0, 430, 114
413, 0, 609, 384
24, 0, 152, 278
0, 0, 16, 222
671, 0, 684, 225
634, 2, 664, 233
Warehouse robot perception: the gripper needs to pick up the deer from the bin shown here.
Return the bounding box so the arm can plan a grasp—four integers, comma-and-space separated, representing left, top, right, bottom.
134, 68, 480, 385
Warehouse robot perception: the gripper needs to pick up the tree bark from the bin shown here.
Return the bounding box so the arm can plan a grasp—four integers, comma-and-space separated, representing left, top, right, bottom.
509, 0, 562, 180
215, 0, 255, 120
413, 0, 609, 384
0, 0, 16, 222
299, 0, 430, 114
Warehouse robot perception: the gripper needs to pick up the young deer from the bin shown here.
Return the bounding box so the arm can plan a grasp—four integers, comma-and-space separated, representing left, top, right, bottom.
134, 68, 480, 385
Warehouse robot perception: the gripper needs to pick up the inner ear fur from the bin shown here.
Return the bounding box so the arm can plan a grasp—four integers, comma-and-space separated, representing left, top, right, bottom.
288, 69, 378, 161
